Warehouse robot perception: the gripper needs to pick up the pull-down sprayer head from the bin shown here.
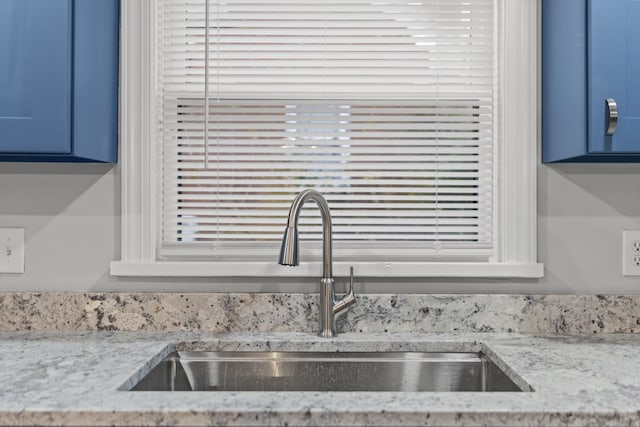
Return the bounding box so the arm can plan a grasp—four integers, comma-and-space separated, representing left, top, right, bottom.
278, 226, 299, 266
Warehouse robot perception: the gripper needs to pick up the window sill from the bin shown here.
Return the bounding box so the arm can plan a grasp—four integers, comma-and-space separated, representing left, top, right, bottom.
110, 261, 544, 278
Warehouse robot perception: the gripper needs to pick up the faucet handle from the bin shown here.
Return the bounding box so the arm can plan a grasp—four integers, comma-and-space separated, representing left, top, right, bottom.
333, 266, 356, 314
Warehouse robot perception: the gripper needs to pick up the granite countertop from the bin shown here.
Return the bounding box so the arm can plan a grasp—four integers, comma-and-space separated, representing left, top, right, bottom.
1, 331, 640, 426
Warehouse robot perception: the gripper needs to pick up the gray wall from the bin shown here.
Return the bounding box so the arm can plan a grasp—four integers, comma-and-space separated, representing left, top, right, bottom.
1, 161, 639, 294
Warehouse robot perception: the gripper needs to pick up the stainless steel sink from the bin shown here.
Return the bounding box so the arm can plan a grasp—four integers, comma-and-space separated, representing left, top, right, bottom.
129, 351, 524, 392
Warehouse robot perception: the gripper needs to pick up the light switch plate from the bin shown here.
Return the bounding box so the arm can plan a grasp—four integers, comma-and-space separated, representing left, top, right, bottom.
0, 228, 25, 274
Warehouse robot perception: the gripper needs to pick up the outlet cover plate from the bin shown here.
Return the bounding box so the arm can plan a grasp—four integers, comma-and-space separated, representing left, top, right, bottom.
0, 228, 25, 274
622, 230, 640, 276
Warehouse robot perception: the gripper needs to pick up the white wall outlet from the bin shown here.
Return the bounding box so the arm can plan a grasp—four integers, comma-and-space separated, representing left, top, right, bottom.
0, 228, 25, 274
623, 230, 640, 276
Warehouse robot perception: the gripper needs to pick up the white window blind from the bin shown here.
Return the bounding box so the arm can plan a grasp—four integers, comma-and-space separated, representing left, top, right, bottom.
158, 0, 496, 261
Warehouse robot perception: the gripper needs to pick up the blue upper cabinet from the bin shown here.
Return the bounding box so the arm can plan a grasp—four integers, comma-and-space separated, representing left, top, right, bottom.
542, 0, 640, 162
0, 1, 72, 155
0, 0, 119, 163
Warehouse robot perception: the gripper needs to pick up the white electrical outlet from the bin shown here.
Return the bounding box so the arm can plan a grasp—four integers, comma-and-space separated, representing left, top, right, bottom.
623, 230, 640, 276
0, 228, 25, 274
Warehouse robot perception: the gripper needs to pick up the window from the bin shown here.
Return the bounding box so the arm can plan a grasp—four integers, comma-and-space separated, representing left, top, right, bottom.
112, 0, 542, 278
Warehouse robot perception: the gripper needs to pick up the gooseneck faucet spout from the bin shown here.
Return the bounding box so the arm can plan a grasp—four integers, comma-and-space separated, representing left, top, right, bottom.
278, 189, 356, 337
278, 189, 333, 279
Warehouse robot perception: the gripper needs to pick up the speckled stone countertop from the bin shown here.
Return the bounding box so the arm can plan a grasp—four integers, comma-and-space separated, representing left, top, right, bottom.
2, 293, 640, 334
2, 331, 640, 426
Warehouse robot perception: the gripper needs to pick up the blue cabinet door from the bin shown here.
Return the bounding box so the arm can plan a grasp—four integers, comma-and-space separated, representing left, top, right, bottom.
0, 0, 72, 154
589, 0, 640, 153
542, 0, 640, 162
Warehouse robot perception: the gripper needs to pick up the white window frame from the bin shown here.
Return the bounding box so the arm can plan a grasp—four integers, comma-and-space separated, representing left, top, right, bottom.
111, 0, 543, 278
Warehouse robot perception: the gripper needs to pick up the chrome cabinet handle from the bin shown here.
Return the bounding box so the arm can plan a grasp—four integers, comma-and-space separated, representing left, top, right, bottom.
606, 98, 618, 136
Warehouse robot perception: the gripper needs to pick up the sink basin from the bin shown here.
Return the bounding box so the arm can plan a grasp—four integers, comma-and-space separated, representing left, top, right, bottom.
129, 351, 524, 392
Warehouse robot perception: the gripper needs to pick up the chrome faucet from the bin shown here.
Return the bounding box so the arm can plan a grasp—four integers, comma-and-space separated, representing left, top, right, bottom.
278, 189, 356, 338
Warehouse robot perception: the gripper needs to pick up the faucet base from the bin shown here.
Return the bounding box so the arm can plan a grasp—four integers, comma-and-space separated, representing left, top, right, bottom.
317, 329, 338, 338
318, 278, 337, 337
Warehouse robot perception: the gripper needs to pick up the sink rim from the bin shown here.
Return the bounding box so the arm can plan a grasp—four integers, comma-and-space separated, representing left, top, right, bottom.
173, 350, 488, 362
